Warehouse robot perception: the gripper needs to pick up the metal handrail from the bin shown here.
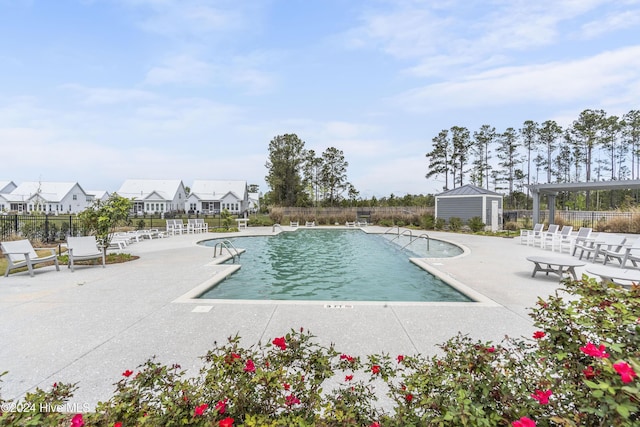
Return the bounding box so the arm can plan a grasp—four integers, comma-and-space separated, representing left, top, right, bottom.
213, 239, 241, 262
400, 233, 430, 251
272, 223, 282, 232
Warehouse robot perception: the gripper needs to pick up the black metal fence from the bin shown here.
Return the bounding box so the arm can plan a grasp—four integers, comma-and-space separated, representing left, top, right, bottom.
504, 210, 640, 230
0, 214, 84, 243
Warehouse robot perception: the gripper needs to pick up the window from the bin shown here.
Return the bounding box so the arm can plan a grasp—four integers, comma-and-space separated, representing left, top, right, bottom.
73, 194, 77, 201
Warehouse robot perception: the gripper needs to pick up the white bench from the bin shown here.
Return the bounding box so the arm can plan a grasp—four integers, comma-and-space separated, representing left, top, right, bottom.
236, 218, 249, 229
1, 239, 60, 277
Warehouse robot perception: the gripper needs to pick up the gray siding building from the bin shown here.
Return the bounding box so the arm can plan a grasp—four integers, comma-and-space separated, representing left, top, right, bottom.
435, 184, 503, 231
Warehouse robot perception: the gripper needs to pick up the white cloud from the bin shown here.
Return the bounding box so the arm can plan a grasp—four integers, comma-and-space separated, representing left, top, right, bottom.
60, 84, 157, 105
580, 9, 640, 39
144, 54, 217, 86
393, 45, 640, 112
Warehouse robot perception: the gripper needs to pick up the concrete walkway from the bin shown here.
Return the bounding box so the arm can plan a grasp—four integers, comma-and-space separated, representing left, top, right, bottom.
0, 226, 594, 408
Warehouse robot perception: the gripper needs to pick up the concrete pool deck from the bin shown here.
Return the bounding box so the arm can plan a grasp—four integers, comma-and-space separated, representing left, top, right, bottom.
0, 226, 592, 408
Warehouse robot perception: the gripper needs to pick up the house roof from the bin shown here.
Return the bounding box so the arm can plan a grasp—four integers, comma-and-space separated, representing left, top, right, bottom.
0, 181, 17, 193
190, 180, 247, 200
86, 190, 109, 199
117, 179, 184, 201
9, 181, 84, 202
436, 184, 502, 197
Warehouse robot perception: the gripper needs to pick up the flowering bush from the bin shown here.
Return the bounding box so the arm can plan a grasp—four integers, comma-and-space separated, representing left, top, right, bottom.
0, 276, 638, 426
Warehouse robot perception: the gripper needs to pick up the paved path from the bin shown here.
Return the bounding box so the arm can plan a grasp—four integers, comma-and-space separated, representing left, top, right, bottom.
0, 226, 591, 408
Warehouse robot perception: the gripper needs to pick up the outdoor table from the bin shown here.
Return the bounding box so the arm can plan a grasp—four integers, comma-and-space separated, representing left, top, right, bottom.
586, 265, 640, 288
526, 256, 585, 280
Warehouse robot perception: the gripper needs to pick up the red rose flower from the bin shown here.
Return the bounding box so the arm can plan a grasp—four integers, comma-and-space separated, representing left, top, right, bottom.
397, 355, 405, 363
371, 365, 381, 374
215, 398, 228, 414
122, 370, 133, 377
219, 417, 234, 427
613, 361, 637, 383
285, 394, 301, 406
583, 366, 599, 379
272, 336, 287, 350
531, 389, 552, 405
580, 342, 610, 358
345, 375, 353, 381
244, 359, 255, 373
194, 403, 208, 417
405, 393, 413, 402
533, 331, 545, 339
70, 414, 84, 427
512, 417, 536, 427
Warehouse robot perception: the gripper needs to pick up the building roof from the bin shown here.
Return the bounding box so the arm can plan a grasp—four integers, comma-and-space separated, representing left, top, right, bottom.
117, 179, 184, 201
436, 184, 502, 197
190, 180, 247, 200
9, 181, 84, 202
0, 181, 17, 193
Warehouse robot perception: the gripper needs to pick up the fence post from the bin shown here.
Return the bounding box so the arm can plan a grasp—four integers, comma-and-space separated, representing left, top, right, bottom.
44, 215, 50, 243
13, 214, 18, 236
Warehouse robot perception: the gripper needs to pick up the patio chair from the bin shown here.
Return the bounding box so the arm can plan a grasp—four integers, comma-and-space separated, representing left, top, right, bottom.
549, 225, 573, 252
569, 227, 593, 256
66, 236, 105, 272
577, 234, 626, 262
603, 237, 640, 267
535, 224, 559, 248
520, 223, 544, 245
1, 239, 60, 277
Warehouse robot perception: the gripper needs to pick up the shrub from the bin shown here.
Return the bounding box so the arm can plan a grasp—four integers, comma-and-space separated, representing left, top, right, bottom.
448, 217, 462, 231
467, 216, 485, 232
504, 221, 518, 231
434, 217, 445, 230
420, 214, 435, 230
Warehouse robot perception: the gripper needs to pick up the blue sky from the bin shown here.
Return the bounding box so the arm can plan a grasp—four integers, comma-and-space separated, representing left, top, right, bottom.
1, 0, 639, 198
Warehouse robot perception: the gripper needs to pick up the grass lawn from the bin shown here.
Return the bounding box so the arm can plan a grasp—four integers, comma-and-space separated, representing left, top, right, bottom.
0, 252, 137, 277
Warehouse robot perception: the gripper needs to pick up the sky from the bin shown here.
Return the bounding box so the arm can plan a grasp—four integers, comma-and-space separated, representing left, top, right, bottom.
1, 0, 640, 199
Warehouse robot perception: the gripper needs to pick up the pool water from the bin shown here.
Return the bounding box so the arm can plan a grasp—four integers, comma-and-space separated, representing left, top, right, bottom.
200, 229, 471, 302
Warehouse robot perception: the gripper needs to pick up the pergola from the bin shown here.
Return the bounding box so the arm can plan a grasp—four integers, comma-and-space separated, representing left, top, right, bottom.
526, 180, 640, 224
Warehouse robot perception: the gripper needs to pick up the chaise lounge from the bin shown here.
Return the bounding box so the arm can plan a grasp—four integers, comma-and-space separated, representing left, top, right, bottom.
1, 239, 60, 277
66, 236, 106, 272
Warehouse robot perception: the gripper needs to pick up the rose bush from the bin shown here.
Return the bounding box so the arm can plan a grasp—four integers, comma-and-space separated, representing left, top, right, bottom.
0, 276, 638, 426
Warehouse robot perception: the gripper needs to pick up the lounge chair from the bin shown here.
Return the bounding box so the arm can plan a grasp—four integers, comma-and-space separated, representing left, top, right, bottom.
569, 227, 593, 256
577, 234, 626, 262
549, 225, 573, 252
535, 224, 559, 248
67, 236, 105, 272
305, 221, 315, 227
520, 223, 544, 245
290, 221, 299, 228
603, 237, 640, 267
1, 239, 60, 277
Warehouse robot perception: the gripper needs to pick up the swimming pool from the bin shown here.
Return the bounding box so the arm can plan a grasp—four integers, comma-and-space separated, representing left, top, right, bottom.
199, 229, 471, 302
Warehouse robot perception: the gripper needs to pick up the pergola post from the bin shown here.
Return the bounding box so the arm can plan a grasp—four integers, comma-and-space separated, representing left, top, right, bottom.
532, 188, 540, 224
547, 192, 557, 224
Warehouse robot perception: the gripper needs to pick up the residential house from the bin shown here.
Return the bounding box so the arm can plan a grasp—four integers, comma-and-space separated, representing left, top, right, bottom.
186, 180, 249, 215
248, 192, 260, 213
5, 181, 92, 214
117, 179, 187, 215
0, 181, 17, 212
86, 190, 110, 203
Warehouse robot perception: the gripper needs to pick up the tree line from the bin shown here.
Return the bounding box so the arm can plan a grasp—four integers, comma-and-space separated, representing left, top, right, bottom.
426, 109, 640, 209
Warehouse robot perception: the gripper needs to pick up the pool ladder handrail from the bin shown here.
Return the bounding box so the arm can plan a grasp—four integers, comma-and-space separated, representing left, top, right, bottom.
272, 223, 283, 232
400, 233, 430, 252
385, 227, 413, 242
213, 239, 241, 262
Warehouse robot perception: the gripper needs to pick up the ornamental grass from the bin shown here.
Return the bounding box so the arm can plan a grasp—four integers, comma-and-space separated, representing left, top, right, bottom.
1, 277, 638, 426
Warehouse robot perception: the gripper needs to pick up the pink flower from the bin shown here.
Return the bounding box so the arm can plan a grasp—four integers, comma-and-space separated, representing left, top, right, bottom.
485, 346, 496, 353
70, 414, 84, 427
345, 375, 353, 381
215, 398, 228, 414
219, 417, 234, 427
533, 331, 546, 339
340, 354, 355, 363
531, 389, 552, 405
244, 359, 255, 373
613, 362, 637, 383
122, 370, 133, 377
580, 342, 610, 358
369, 423, 381, 427
371, 365, 381, 375
194, 403, 208, 417
285, 394, 301, 406
397, 355, 405, 363
512, 417, 536, 427
272, 336, 287, 350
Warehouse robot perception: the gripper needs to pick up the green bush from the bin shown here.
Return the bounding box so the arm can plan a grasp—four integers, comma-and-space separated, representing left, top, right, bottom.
468, 216, 485, 232
1, 278, 638, 426
434, 217, 445, 230
420, 214, 435, 230
448, 217, 462, 231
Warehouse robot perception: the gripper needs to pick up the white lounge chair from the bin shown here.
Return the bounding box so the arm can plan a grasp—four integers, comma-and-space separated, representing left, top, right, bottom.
577, 234, 626, 262
290, 221, 299, 228
1, 239, 60, 277
549, 225, 573, 252
535, 224, 559, 248
67, 236, 105, 272
305, 221, 315, 227
603, 238, 640, 267
520, 223, 544, 245
569, 227, 593, 256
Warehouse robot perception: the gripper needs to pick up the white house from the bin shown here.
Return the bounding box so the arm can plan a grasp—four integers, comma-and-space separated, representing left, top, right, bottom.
117, 179, 187, 215
186, 180, 249, 215
0, 181, 17, 212
86, 190, 110, 203
5, 181, 92, 214
248, 192, 260, 213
